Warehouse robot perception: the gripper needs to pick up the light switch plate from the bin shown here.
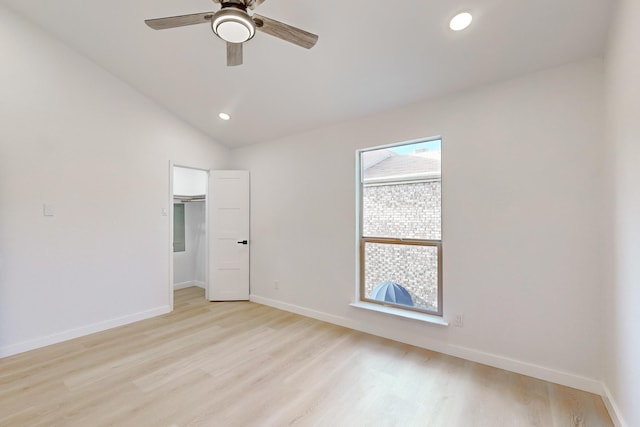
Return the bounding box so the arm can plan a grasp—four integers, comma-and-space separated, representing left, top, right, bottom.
43, 203, 55, 216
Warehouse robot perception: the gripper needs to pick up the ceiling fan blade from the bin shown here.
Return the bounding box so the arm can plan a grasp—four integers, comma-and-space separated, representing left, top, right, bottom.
145, 12, 214, 30
252, 14, 318, 49
246, 0, 267, 10
227, 42, 243, 66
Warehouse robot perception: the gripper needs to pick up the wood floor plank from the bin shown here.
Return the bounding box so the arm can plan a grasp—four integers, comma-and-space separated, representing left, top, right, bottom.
0, 287, 613, 427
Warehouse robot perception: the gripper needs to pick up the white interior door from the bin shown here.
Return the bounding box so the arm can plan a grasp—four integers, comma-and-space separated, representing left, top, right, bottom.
208, 170, 250, 301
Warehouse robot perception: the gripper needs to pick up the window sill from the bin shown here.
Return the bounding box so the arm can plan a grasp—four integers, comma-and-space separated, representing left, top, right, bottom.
349, 302, 449, 326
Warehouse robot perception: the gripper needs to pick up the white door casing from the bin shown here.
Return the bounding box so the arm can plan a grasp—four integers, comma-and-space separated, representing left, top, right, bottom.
208, 170, 250, 301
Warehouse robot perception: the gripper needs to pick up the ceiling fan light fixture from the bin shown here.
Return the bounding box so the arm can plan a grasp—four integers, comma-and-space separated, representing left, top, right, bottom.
212, 9, 256, 43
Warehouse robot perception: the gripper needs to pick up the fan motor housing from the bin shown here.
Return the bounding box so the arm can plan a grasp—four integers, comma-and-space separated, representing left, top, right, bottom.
221, 1, 246, 9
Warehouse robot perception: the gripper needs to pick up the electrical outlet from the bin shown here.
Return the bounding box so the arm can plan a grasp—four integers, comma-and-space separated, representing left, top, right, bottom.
274, 280, 279, 290
454, 314, 464, 328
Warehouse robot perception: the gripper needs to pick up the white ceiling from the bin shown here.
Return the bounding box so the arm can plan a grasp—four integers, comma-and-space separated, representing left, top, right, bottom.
1, 0, 613, 147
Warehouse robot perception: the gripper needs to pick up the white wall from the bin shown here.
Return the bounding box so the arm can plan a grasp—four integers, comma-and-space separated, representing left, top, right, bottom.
173, 201, 207, 288
173, 167, 208, 196
603, 0, 640, 425
230, 58, 605, 392
0, 5, 229, 356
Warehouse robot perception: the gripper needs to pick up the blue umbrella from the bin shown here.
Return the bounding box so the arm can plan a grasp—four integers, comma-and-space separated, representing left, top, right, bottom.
371, 281, 414, 306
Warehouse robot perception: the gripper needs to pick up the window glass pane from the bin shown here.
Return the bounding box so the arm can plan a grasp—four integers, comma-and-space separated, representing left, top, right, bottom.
361, 140, 441, 240
362, 181, 441, 240
173, 203, 186, 252
363, 242, 439, 313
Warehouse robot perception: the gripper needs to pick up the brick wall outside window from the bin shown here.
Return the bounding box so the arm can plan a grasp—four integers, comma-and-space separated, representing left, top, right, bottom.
362, 180, 441, 310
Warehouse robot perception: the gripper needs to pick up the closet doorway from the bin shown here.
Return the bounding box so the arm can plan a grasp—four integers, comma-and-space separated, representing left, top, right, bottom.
171, 166, 209, 303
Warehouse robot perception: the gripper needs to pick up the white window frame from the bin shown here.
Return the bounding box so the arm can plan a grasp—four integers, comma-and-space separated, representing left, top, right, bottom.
356, 136, 443, 317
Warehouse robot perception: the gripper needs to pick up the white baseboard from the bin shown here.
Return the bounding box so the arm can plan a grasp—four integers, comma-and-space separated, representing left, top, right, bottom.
0, 305, 171, 358
444, 345, 603, 395
249, 294, 603, 395
174, 281, 206, 290
602, 383, 628, 427
250, 294, 354, 330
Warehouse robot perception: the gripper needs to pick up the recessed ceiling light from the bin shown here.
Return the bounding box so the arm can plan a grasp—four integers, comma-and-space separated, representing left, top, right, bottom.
450, 12, 473, 31
219, 112, 231, 121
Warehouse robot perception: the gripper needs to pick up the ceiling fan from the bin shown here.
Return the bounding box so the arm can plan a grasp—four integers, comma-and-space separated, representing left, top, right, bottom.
145, 0, 319, 66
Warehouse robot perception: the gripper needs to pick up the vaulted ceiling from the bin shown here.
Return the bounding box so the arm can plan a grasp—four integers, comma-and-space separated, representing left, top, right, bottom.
0, 0, 613, 147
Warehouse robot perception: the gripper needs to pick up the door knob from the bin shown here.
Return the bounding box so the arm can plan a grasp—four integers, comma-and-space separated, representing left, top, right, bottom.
237, 240, 248, 245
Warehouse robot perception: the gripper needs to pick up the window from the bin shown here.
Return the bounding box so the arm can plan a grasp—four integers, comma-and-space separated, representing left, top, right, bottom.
358, 138, 442, 316
173, 203, 186, 252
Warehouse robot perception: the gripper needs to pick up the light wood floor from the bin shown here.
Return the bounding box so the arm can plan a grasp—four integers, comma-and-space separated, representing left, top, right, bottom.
0, 287, 612, 427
